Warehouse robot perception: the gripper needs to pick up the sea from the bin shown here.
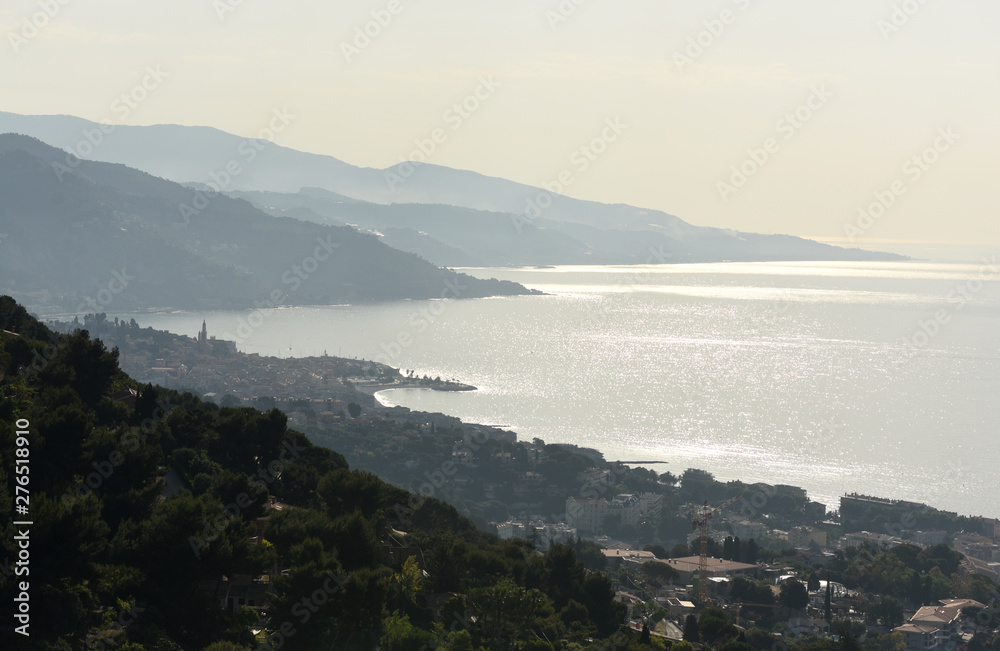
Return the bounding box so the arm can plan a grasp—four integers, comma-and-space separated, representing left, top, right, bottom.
116, 259, 1000, 520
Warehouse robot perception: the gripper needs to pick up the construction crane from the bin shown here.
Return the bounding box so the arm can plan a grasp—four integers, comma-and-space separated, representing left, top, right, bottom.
691, 494, 742, 602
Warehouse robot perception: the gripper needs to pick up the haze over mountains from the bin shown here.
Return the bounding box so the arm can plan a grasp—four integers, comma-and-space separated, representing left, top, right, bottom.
0, 111, 903, 268
0, 134, 532, 314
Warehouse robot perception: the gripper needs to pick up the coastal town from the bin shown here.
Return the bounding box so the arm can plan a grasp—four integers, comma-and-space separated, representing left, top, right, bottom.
48, 313, 1000, 650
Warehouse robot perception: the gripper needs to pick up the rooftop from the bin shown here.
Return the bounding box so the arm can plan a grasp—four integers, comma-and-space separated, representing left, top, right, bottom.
666, 556, 758, 573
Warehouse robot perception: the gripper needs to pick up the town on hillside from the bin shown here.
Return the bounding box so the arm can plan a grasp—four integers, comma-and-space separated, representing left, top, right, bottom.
49, 313, 1000, 649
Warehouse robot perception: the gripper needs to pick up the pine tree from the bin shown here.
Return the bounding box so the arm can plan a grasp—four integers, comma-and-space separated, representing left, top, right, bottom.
683, 614, 701, 643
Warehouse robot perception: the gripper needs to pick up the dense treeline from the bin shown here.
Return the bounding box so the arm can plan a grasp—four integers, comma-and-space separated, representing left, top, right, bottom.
0, 297, 633, 650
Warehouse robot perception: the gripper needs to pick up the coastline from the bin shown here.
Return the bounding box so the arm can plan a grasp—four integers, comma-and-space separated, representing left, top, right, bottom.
367, 388, 999, 522
352, 379, 477, 398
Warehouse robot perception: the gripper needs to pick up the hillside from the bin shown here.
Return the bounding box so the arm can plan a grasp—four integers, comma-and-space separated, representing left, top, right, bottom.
0, 134, 534, 315
0, 297, 627, 649
0, 111, 904, 266
233, 187, 905, 267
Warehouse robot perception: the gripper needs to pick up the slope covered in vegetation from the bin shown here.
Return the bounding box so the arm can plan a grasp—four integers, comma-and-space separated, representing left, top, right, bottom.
0, 296, 627, 650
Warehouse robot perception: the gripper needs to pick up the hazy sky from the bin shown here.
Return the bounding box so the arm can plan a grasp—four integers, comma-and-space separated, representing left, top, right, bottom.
3, 0, 999, 249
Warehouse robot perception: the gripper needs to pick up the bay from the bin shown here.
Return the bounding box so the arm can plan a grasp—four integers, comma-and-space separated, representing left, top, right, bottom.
119, 261, 1000, 519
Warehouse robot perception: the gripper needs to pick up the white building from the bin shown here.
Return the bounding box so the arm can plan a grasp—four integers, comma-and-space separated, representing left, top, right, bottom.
843, 531, 901, 549
639, 492, 663, 517
495, 520, 577, 550
567, 497, 607, 532
733, 519, 769, 541
567, 493, 642, 531
893, 598, 985, 651
911, 530, 947, 546
609, 494, 641, 527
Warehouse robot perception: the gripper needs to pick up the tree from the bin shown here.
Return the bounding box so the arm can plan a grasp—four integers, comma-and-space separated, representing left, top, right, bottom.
347, 402, 362, 418
467, 578, 553, 649
869, 596, 904, 628
643, 544, 669, 560
779, 579, 809, 611
729, 576, 776, 614
671, 543, 692, 558
633, 602, 666, 627
399, 555, 423, 603
219, 394, 241, 408
683, 614, 700, 643
745, 628, 779, 651
644, 561, 680, 584
699, 606, 738, 645
380, 611, 436, 651
871, 632, 906, 651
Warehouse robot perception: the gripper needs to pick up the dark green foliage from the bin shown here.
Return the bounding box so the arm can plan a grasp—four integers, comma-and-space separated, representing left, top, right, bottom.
683, 614, 700, 642
779, 578, 810, 611
643, 560, 680, 584
644, 543, 669, 559
868, 596, 904, 628
699, 606, 739, 646
0, 299, 627, 649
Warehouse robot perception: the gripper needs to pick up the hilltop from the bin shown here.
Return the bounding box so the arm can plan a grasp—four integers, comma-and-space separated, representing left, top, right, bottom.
0, 111, 906, 268
0, 134, 535, 316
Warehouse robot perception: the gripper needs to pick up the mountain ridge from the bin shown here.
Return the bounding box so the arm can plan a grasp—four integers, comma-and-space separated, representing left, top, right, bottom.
0, 134, 535, 314
0, 110, 904, 266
